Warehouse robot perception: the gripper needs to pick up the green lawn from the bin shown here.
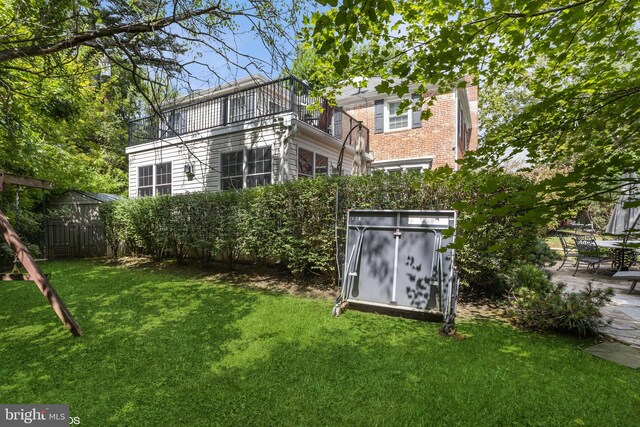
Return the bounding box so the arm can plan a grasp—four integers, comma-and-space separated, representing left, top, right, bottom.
1, 261, 638, 426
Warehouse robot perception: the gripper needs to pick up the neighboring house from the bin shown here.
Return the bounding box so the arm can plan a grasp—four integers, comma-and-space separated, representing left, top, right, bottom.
126, 75, 371, 198
46, 190, 120, 258
337, 77, 478, 172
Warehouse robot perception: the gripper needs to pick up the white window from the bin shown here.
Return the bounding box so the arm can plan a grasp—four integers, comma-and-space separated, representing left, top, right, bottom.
220, 148, 272, 190
298, 148, 330, 178
246, 147, 271, 187
229, 92, 256, 123
220, 150, 244, 190
155, 162, 172, 195
138, 165, 153, 197
386, 100, 410, 131
137, 162, 172, 197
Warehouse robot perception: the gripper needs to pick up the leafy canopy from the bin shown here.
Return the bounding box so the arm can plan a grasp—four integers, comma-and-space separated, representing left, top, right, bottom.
303, 0, 640, 229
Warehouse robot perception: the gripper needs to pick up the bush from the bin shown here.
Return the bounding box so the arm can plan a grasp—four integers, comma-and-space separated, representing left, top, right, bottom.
100, 170, 550, 290
508, 264, 614, 337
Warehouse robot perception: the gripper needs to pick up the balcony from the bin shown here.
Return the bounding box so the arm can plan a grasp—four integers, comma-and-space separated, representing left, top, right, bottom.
128, 76, 369, 152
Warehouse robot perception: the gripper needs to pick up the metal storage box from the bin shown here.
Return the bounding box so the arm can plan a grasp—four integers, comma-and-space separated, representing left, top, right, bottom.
334, 210, 458, 331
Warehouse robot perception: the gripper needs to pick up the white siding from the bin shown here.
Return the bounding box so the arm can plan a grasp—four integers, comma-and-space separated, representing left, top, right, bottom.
127, 114, 358, 197
128, 126, 281, 197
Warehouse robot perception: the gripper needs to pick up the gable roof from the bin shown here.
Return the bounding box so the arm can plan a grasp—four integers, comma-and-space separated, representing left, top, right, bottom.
161, 74, 272, 109
337, 78, 438, 106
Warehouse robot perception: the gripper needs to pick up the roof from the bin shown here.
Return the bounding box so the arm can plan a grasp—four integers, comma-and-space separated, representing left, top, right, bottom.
337, 77, 437, 107
68, 190, 121, 203
162, 74, 272, 109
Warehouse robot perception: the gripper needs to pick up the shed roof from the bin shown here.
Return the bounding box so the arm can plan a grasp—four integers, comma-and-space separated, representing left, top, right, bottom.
66, 190, 121, 203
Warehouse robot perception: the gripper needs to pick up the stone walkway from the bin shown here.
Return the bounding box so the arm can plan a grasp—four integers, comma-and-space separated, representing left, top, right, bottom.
547, 262, 640, 349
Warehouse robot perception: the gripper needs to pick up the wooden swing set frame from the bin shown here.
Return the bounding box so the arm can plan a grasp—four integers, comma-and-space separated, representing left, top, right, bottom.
0, 172, 83, 336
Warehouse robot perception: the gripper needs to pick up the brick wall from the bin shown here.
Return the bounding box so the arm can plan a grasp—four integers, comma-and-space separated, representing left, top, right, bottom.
343, 85, 478, 169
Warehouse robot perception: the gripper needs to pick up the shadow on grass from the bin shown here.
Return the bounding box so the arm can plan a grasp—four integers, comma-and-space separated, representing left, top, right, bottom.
0, 260, 638, 426
0, 260, 260, 423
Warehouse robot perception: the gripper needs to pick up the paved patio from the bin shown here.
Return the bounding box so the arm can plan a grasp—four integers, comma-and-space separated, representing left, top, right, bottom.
547, 262, 640, 349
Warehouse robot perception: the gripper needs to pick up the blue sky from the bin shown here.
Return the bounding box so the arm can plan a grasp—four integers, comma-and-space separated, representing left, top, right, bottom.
179, 1, 324, 92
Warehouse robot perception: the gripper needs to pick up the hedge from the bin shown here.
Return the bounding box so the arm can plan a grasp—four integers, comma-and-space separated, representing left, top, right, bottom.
99, 170, 551, 291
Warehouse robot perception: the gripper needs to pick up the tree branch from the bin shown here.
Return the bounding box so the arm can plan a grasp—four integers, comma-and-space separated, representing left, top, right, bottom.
0, 4, 228, 63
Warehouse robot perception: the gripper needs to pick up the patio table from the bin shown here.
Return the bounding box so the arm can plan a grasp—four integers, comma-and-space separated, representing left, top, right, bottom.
596, 240, 640, 271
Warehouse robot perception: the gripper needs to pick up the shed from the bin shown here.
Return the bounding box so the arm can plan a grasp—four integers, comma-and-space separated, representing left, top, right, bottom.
45, 190, 121, 259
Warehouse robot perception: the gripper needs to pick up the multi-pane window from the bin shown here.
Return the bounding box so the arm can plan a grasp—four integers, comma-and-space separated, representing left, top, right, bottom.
315, 154, 328, 176
387, 101, 409, 131
246, 147, 271, 188
298, 148, 329, 178
298, 148, 314, 178
155, 162, 172, 195
221, 150, 244, 190
138, 163, 172, 196
138, 166, 153, 197
220, 148, 272, 190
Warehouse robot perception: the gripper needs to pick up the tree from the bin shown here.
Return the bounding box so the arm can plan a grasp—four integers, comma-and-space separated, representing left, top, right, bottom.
303, 0, 640, 234
0, 0, 304, 254
0, 0, 303, 186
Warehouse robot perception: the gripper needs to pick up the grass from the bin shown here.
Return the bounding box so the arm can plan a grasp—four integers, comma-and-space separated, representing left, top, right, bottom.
1, 260, 639, 426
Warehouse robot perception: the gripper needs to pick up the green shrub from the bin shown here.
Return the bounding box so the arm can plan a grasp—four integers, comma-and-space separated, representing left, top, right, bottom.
525, 238, 559, 266
99, 170, 550, 289
508, 264, 554, 293
508, 265, 614, 337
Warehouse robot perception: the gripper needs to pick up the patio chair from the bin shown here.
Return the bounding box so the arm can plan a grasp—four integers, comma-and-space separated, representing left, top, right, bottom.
572, 235, 611, 278
556, 232, 578, 270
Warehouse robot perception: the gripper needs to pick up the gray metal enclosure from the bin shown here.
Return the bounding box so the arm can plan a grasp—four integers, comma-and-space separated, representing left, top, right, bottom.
335, 210, 458, 329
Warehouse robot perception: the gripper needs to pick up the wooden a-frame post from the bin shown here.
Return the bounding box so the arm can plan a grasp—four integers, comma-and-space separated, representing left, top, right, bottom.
0, 172, 83, 336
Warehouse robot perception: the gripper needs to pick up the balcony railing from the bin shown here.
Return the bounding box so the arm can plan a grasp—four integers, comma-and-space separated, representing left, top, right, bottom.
128, 76, 369, 152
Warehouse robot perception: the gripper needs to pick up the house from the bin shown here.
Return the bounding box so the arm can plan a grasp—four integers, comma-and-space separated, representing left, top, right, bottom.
336, 77, 478, 172
45, 190, 120, 258
126, 75, 371, 198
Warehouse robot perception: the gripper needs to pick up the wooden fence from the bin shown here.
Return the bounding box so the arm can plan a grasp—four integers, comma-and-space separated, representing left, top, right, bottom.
44, 222, 108, 259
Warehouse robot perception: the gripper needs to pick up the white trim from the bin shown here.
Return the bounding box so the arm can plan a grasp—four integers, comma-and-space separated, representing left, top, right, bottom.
161, 75, 271, 109
219, 147, 273, 190
136, 161, 173, 196
453, 89, 458, 172
373, 156, 433, 173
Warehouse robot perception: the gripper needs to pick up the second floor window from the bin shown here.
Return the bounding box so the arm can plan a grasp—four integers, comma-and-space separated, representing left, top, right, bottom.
387, 101, 409, 131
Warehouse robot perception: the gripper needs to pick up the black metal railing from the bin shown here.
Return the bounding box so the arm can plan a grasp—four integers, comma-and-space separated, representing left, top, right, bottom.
128, 76, 369, 152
